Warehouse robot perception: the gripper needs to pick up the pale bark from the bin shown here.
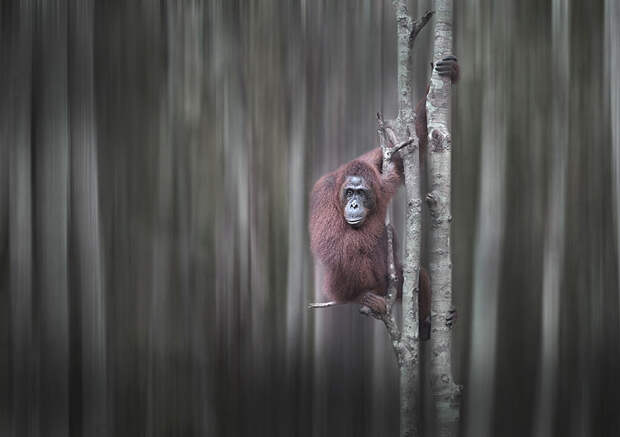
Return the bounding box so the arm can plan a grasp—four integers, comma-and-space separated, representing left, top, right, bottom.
426, 0, 460, 435
391, 3, 432, 436
533, 1, 569, 436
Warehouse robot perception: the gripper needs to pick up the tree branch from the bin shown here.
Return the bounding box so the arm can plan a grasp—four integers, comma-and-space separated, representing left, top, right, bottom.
378, 112, 414, 163
410, 10, 435, 47
307, 301, 342, 309
391, 137, 414, 157
380, 3, 431, 436
357, 112, 405, 362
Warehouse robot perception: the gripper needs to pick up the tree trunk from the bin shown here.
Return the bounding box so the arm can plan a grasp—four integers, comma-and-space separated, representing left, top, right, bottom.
533, 1, 569, 436
391, 1, 426, 436
426, 0, 460, 435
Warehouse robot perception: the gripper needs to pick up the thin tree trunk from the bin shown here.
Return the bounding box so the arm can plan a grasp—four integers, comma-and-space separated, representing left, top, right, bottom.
69, 1, 108, 435
426, 0, 460, 435
533, 1, 569, 436
391, 2, 430, 436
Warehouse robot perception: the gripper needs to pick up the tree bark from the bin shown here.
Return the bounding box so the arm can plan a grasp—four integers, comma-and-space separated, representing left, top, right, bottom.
390, 2, 432, 436
426, 0, 460, 435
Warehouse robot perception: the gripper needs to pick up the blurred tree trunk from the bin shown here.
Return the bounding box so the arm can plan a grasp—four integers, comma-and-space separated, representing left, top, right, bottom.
6, 3, 35, 435
533, 1, 569, 436
284, 5, 312, 434
608, 0, 620, 319
69, 1, 108, 435
148, 1, 206, 435
464, 2, 509, 437
36, 2, 71, 435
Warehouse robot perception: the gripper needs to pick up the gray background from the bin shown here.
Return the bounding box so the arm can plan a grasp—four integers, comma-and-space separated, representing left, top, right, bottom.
1, 0, 619, 436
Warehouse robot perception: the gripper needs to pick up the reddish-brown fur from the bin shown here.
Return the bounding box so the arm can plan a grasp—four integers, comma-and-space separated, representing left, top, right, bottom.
309, 148, 402, 303
309, 148, 432, 338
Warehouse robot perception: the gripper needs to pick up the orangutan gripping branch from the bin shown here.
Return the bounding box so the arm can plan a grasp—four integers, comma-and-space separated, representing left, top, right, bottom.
308, 147, 437, 338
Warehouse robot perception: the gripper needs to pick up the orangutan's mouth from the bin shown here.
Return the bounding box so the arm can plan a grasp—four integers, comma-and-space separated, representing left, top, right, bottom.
346, 217, 365, 227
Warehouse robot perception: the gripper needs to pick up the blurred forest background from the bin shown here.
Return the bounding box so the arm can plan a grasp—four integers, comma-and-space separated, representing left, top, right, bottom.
1, 0, 620, 436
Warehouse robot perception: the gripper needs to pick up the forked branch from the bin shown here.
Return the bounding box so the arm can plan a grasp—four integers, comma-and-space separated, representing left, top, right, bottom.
378, 112, 414, 162
410, 10, 434, 46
